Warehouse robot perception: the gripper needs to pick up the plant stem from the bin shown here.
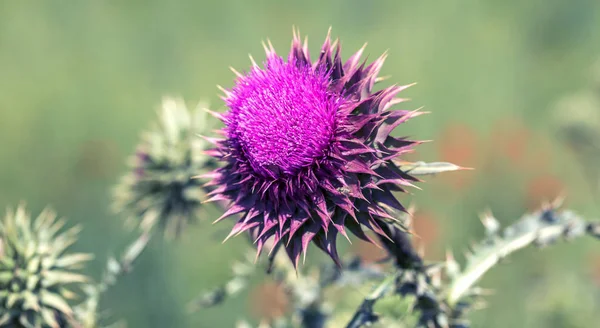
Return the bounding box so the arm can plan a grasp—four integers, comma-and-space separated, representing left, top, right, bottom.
447, 210, 593, 305
345, 272, 399, 328
344, 207, 600, 328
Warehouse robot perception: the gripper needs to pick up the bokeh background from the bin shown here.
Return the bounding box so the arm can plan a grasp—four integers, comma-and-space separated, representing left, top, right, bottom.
2, 1, 600, 327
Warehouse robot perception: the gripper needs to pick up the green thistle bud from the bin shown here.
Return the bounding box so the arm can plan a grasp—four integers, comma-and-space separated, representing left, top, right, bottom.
113, 96, 217, 239
0, 204, 93, 328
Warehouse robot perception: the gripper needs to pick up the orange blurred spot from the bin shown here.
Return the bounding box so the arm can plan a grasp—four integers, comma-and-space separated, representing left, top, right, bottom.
525, 174, 565, 210
490, 117, 531, 167
438, 124, 477, 164
247, 281, 289, 322
411, 210, 441, 258
523, 135, 553, 173
589, 254, 600, 287
352, 239, 387, 264
436, 124, 478, 190
352, 211, 442, 261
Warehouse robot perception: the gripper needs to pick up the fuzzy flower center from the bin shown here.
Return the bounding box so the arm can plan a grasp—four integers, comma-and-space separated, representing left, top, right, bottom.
226, 57, 340, 178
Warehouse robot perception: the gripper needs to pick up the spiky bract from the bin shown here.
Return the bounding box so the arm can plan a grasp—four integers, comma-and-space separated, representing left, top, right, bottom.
113, 97, 217, 238
0, 205, 93, 328
204, 29, 422, 266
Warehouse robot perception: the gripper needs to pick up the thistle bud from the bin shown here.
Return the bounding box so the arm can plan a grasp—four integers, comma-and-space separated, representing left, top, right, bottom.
113, 97, 217, 239
0, 204, 93, 328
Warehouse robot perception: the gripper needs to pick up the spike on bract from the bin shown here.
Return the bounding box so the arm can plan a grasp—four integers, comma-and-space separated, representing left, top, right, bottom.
201, 29, 424, 267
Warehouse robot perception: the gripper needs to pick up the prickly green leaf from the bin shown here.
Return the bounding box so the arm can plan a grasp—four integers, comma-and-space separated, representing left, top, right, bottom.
398, 161, 470, 176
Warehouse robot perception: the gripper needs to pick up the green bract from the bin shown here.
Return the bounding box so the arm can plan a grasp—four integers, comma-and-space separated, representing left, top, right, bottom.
0, 205, 93, 328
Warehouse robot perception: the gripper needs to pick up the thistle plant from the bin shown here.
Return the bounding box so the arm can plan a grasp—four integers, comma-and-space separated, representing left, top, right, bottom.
195, 199, 600, 328
345, 203, 600, 328
181, 30, 597, 327
202, 28, 423, 266
4, 25, 600, 328
0, 205, 93, 328
0, 203, 150, 328
113, 96, 217, 238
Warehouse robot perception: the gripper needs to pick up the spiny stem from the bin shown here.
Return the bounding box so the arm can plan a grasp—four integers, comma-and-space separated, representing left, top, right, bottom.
75, 230, 151, 326
345, 272, 399, 328
98, 231, 151, 293
446, 209, 596, 306
344, 206, 600, 328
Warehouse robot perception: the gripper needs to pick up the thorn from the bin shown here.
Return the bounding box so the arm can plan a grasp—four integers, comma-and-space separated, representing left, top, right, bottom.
267, 242, 278, 257
417, 242, 426, 258
406, 203, 417, 217
197, 134, 224, 145
261, 39, 275, 57
430, 269, 442, 287
204, 194, 227, 206
551, 192, 567, 209
303, 247, 308, 265
382, 97, 411, 111
416, 139, 434, 144
338, 225, 352, 244
404, 210, 415, 229
479, 209, 500, 235
267, 39, 275, 53
371, 51, 389, 70
201, 107, 225, 121
358, 42, 368, 54
248, 54, 258, 68
254, 252, 260, 265
445, 249, 460, 276
445, 249, 455, 263
222, 231, 236, 244
193, 171, 220, 180
229, 66, 243, 78
216, 85, 232, 97
408, 106, 429, 117
303, 36, 309, 53
331, 38, 339, 50
472, 287, 495, 296
292, 25, 299, 43
375, 75, 391, 83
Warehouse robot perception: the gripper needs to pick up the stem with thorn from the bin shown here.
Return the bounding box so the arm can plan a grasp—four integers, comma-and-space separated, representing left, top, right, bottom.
345, 273, 399, 328
446, 209, 599, 306
343, 205, 600, 328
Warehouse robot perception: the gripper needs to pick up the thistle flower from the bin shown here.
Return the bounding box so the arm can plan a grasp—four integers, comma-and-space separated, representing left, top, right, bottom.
204, 29, 422, 266
0, 205, 93, 328
113, 97, 216, 238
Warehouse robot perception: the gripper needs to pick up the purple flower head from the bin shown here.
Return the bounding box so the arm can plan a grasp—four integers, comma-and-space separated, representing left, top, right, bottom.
203, 29, 422, 267
227, 56, 339, 178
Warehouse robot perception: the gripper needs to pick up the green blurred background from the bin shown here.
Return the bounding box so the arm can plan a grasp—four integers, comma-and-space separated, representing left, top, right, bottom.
1, 1, 600, 327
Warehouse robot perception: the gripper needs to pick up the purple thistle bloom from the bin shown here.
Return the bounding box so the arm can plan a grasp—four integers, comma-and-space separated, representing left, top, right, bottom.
203, 29, 423, 267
